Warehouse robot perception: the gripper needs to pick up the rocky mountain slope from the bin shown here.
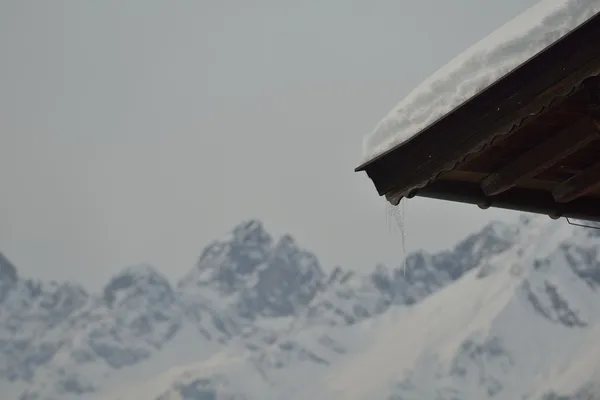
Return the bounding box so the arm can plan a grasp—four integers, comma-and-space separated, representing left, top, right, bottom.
1, 215, 600, 399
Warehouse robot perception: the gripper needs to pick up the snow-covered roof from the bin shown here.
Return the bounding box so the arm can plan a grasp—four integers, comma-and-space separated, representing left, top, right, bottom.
362, 0, 600, 164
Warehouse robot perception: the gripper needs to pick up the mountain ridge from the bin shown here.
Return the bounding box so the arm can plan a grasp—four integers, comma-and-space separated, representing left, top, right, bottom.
1, 215, 599, 399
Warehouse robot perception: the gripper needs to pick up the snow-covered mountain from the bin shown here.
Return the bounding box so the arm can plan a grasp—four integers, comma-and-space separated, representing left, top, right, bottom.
2, 215, 600, 399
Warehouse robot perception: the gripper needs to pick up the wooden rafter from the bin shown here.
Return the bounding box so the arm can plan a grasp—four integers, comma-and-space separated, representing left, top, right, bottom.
410, 180, 600, 222
553, 160, 600, 203
480, 117, 600, 196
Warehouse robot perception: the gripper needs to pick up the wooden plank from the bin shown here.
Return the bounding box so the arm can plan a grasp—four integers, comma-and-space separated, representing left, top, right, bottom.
480, 117, 600, 196
394, 180, 600, 222
358, 13, 600, 201
440, 170, 558, 191
553, 160, 600, 203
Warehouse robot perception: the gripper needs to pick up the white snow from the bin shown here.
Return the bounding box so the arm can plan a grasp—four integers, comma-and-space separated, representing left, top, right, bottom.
320, 219, 600, 400
362, 0, 600, 163
87, 216, 600, 400
5, 216, 600, 399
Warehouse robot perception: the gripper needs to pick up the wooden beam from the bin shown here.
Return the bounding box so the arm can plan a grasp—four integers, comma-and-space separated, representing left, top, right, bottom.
480, 117, 600, 196
553, 160, 600, 203
395, 180, 600, 222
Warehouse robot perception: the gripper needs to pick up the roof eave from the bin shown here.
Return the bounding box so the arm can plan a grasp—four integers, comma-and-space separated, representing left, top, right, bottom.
356, 12, 600, 203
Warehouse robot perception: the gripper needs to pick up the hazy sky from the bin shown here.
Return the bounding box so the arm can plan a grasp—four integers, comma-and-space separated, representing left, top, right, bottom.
0, 0, 539, 290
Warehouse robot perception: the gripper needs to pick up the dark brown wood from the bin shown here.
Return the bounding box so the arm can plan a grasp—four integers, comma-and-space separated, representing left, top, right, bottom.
553, 160, 600, 203
480, 117, 600, 196
406, 180, 600, 222
357, 13, 600, 201
440, 170, 560, 191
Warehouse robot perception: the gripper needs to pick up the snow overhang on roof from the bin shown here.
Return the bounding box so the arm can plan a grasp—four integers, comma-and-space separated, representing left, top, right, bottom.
359, 0, 600, 165
356, 0, 600, 222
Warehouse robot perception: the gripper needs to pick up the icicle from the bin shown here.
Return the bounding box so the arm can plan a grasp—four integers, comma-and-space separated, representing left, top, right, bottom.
386, 199, 408, 275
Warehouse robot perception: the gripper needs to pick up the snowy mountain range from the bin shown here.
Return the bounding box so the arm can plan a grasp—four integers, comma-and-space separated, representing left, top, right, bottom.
2, 215, 600, 400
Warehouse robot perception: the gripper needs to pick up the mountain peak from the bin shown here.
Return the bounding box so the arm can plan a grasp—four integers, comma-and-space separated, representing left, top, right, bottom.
0, 251, 18, 285
177, 221, 326, 319
103, 264, 173, 308
231, 219, 272, 247
0, 251, 18, 302
180, 221, 274, 294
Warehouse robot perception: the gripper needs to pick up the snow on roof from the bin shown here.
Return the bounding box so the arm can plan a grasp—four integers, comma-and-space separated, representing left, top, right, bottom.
362, 0, 600, 164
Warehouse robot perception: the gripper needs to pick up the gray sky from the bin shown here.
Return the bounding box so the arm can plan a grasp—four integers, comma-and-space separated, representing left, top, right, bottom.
0, 0, 538, 290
